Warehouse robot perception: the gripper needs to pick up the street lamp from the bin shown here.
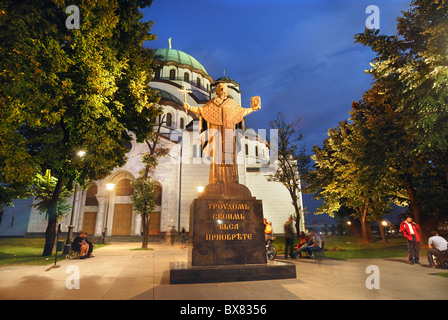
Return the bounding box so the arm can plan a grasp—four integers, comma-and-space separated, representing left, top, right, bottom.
102, 183, 115, 244
197, 186, 204, 193
63, 150, 85, 254
77, 150, 86, 158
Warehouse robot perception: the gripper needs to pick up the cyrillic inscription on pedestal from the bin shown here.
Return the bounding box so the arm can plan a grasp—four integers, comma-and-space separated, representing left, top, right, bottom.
189, 198, 266, 266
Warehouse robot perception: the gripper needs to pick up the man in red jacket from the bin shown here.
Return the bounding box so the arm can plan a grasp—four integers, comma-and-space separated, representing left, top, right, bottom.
400, 215, 421, 264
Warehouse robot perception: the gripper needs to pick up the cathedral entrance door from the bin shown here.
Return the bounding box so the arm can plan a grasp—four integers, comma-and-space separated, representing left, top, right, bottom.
83, 212, 97, 235
112, 204, 133, 235
148, 212, 161, 235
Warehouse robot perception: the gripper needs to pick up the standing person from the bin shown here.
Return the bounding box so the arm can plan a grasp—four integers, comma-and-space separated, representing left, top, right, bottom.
427, 230, 448, 268
181, 227, 187, 244
400, 215, 421, 264
283, 216, 295, 259
170, 226, 176, 245
264, 218, 274, 245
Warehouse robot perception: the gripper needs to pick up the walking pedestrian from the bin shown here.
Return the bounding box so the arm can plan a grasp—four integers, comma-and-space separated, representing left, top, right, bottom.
283, 216, 295, 259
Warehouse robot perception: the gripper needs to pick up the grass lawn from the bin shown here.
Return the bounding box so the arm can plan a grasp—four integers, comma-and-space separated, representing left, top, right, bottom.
0, 237, 107, 267
275, 235, 428, 260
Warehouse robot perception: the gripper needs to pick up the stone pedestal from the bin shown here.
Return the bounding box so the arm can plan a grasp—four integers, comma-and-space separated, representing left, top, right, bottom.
169, 183, 296, 284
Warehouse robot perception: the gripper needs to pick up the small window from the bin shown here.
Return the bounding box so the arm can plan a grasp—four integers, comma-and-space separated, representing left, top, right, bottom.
245, 144, 249, 156
255, 146, 259, 157
180, 118, 184, 129
196, 77, 201, 87
169, 69, 176, 80
184, 72, 189, 82
166, 113, 172, 127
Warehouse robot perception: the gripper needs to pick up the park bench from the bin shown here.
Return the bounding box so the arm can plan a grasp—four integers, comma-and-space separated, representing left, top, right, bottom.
434, 250, 448, 269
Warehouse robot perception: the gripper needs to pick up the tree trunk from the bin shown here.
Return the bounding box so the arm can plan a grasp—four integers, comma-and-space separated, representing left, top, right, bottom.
360, 205, 370, 243
141, 213, 151, 249
403, 175, 425, 244
378, 219, 388, 244
292, 198, 301, 236
42, 176, 64, 256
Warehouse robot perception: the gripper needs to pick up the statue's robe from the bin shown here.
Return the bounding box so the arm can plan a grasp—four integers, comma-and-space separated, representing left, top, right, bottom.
198, 97, 246, 184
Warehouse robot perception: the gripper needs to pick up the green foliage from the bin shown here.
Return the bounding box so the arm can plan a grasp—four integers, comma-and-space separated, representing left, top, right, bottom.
0, 0, 161, 196
131, 176, 157, 216
0, 0, 161, 255
309, 0, 448, 240
31, 169, 72, 219
355, 0, 448, 152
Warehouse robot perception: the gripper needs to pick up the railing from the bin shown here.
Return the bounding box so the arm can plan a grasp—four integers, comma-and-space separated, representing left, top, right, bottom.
154, 76, 210, 93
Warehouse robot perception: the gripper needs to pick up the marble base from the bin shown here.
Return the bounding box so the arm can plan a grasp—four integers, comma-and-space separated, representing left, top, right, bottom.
169, 261, 297, 284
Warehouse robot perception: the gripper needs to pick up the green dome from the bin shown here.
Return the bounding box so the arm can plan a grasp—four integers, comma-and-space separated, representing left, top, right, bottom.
153, 48, 208, 75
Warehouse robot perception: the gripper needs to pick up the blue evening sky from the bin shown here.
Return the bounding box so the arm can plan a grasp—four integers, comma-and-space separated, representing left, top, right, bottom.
141, 0, 412, 222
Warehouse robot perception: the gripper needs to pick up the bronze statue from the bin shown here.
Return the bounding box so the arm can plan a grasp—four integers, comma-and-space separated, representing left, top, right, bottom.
183, 83, 261, 185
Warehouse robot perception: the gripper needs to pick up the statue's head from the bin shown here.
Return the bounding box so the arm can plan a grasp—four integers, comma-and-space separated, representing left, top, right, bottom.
215, 83, 228, 100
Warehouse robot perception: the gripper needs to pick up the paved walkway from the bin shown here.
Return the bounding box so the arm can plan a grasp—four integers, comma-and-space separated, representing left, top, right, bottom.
0, 242, 446, 300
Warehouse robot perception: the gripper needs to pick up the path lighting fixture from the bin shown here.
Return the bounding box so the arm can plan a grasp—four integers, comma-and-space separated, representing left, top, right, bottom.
62, 148, 86, 254
77, 150, 86, 158
102, 183, 115, 243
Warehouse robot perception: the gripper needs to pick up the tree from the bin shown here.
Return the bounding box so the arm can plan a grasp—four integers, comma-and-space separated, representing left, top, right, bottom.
0, 0, 161, 256
131, 116, 168, 249
355, 0, 448, 152
354, 0, 448, 237
309, 111, 402, 243
268, 112, 310, 235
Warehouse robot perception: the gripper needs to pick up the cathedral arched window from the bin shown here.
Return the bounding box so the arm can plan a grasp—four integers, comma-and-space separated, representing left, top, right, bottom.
116, 179, 134, 196
180, 117, 185, 129
85, 185, 98, 206
255, 145, 259, 157
155, 185, 162, 206
184, 72, 189, 82
196, 77, 201, 87
166, 113, 172, 127
169, 69, 176, 80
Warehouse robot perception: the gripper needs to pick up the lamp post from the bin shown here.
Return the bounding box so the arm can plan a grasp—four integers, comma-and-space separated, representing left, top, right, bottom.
63, 150, 85, 254
102, 183, 115, 244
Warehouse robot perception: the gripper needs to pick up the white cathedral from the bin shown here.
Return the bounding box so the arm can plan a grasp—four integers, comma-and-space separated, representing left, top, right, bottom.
0, 48, 305, 239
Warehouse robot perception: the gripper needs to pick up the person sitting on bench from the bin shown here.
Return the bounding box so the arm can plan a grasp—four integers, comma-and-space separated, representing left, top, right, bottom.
427, 230, 447, 268
71, 231, 93, 259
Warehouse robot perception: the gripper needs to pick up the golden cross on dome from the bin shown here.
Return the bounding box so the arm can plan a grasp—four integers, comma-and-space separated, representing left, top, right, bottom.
177, 86, 192, 107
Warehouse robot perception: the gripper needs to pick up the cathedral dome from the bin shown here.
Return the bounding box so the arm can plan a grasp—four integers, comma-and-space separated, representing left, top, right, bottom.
153, 48, 209, 76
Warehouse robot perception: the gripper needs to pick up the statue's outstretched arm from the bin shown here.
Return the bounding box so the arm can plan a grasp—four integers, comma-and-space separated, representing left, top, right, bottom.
184, 102, 201, 116
243, 96, 261, 116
